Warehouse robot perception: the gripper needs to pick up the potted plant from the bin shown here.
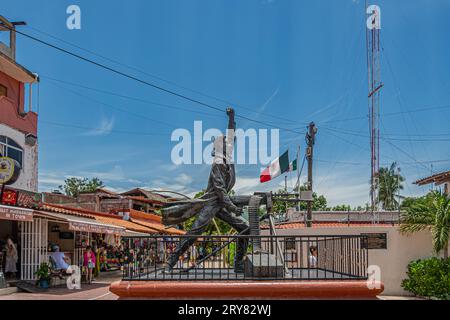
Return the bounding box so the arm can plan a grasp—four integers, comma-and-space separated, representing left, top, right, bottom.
34, 262, 51, 289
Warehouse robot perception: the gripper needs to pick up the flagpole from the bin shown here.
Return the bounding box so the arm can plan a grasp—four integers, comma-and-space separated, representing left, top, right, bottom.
296, 145, 300, 192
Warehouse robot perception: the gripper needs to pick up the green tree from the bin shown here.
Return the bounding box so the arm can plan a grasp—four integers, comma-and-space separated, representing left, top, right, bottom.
59, 177, 104, 197
194, 190, 205, 199
272, 186, 328, 213
184, 189, 234, 235
400, 191, 450, 258
379, 162, 405, 210
331, 204, 352, 211
400, 197, 420, 210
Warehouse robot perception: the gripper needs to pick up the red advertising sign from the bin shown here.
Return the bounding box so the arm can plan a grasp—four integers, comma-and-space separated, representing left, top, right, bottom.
0, 187, 42, 208
0, 205, 34, 222
1, 189, 18, 205
17, 189, 42, 208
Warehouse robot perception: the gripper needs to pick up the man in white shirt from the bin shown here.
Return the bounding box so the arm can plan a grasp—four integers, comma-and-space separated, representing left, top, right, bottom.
49, 245, 70, 271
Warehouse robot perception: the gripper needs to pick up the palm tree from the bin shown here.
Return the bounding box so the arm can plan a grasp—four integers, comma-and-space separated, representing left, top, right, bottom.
378, 162, 404, 210
399, 191, 450, 258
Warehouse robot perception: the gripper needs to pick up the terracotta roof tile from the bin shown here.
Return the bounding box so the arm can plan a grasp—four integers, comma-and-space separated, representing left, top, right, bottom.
121, 188, 167, 203
261, 221, 395, 229
414, 170, 450, 186
94, 216, 158, 234
131, 218, 185, 235
129, 209, 161, 223
41, 203, 97, 218
42, 203, 158, 234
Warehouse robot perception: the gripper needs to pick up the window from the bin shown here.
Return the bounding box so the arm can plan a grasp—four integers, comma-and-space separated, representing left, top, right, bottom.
361, 233, 387, 250
0, 84, 6, 97
284, 237, 296, 250
0, 136, 23, 167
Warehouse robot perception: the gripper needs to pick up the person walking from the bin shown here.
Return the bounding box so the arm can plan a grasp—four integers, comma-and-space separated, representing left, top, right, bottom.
4, 238, 18, 279
83, 246, 96, 284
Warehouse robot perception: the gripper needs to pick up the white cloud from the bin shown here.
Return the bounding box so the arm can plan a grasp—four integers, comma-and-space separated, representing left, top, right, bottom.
175, 173, 194, 185
83, 117, 114, 136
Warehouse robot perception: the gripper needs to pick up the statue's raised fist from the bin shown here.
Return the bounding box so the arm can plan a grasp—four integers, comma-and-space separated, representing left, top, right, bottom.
226, 107, 235, 117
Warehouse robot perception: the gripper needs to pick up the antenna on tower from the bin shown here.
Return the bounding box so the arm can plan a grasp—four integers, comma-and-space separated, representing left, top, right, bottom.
365, 2, 383, 223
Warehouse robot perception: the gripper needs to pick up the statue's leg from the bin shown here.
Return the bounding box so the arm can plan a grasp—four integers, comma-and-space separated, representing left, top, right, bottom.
216, 210, 250, 272
166, 205, 219, 270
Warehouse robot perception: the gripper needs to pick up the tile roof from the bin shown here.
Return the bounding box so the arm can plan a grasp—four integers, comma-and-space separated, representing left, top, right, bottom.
121, 188, 168, 203
42, 203, 158, 234
261, 221, 396, 229
131, 218, 185, 235
129, 209, 185, 235
41, 203, 97, 219
94, 216, 158, 234
129, 209, 161, 223
125, 196, 163, 206
414, 170, 450, 186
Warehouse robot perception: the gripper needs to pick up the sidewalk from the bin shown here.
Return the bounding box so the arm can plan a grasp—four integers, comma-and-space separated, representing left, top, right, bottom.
0, 271, 121, 300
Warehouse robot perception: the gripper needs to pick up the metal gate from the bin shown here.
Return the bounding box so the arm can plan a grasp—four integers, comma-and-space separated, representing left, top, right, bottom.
19, 218, 48, 280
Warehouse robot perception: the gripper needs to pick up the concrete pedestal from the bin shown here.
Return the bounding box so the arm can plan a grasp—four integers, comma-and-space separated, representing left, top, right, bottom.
109, 280, 384, 300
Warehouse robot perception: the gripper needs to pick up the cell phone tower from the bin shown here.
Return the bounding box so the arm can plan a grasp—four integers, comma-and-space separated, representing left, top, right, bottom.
365, 3, 382, 221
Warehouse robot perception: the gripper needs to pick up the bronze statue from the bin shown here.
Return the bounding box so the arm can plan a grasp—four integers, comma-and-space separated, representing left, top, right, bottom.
162, 108, 249, 273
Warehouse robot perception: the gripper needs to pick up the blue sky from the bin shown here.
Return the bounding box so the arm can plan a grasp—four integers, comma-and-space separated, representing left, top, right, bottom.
2, 0, 450, 206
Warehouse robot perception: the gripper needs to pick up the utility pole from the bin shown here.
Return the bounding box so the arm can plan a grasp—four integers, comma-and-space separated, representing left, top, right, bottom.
306, 122, 317, 227
365, 2, 382, 221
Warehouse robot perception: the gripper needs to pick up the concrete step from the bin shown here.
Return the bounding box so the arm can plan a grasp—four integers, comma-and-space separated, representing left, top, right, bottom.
0, 286, 18, 296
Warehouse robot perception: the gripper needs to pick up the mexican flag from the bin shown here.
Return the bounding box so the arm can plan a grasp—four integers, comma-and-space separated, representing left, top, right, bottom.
260, 151, 290, 183
289, 158, 297, 172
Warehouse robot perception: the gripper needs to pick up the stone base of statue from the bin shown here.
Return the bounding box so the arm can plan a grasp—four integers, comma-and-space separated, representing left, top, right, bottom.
109, 280, 384, 299
244, 252, 284, 278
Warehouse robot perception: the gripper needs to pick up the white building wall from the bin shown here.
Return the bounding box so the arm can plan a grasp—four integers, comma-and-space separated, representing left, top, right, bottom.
0, 123, 38, 192
262, 225, 449, 296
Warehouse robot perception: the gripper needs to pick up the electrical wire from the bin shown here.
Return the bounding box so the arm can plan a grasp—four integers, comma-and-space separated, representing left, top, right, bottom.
8, 25, 304, 133
26, 25, 300, 126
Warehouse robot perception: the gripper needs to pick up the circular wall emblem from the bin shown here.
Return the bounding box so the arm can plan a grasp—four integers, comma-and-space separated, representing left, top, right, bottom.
0, 157, 20, 185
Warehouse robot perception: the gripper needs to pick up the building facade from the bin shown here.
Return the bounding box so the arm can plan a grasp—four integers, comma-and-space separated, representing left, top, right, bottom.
0, 16, 39, 192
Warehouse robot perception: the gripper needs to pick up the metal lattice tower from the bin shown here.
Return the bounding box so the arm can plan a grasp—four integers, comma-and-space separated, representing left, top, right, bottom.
365, 3, 382, 219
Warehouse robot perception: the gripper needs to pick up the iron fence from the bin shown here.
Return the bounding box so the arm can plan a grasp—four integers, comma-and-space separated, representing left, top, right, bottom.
120, 235, 368, 281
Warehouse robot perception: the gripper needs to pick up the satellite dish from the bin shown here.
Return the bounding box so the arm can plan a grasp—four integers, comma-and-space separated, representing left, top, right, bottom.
0, 157, 21, 185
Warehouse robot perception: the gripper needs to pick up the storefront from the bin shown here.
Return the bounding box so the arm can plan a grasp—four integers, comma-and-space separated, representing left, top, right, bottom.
35, 211, 126, 273
1, 199, 174, 281
0, 204, 34, 280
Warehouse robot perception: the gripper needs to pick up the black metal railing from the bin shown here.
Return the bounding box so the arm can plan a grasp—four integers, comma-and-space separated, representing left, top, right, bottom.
120, 235, 368, 281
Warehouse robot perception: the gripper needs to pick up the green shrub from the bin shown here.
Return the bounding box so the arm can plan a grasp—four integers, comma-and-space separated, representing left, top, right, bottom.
402, 257, 450, 300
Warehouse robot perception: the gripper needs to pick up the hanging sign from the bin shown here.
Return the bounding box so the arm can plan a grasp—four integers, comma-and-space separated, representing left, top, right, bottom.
0, 204, 34, 222
0, 157, 20, 185
69, 221, 125, 235
17, 189, 42, 208
1, 189, 18, 205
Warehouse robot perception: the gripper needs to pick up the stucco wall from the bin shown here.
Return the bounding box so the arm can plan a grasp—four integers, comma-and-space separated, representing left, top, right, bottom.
0, 123, 38, 191
262, 225, 447, 296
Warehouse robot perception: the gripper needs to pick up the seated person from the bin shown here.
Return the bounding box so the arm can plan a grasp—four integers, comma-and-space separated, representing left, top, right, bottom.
49, 245, 70, 271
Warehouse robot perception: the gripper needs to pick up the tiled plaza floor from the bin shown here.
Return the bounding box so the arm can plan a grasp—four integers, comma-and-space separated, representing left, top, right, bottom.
0, 272, 122, 300
0, 281, 119, 300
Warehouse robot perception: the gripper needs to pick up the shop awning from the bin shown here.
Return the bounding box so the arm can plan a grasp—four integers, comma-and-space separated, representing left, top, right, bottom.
123, 230, 151, 237
0, 204, 34, 222
35, 211, 126, 235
